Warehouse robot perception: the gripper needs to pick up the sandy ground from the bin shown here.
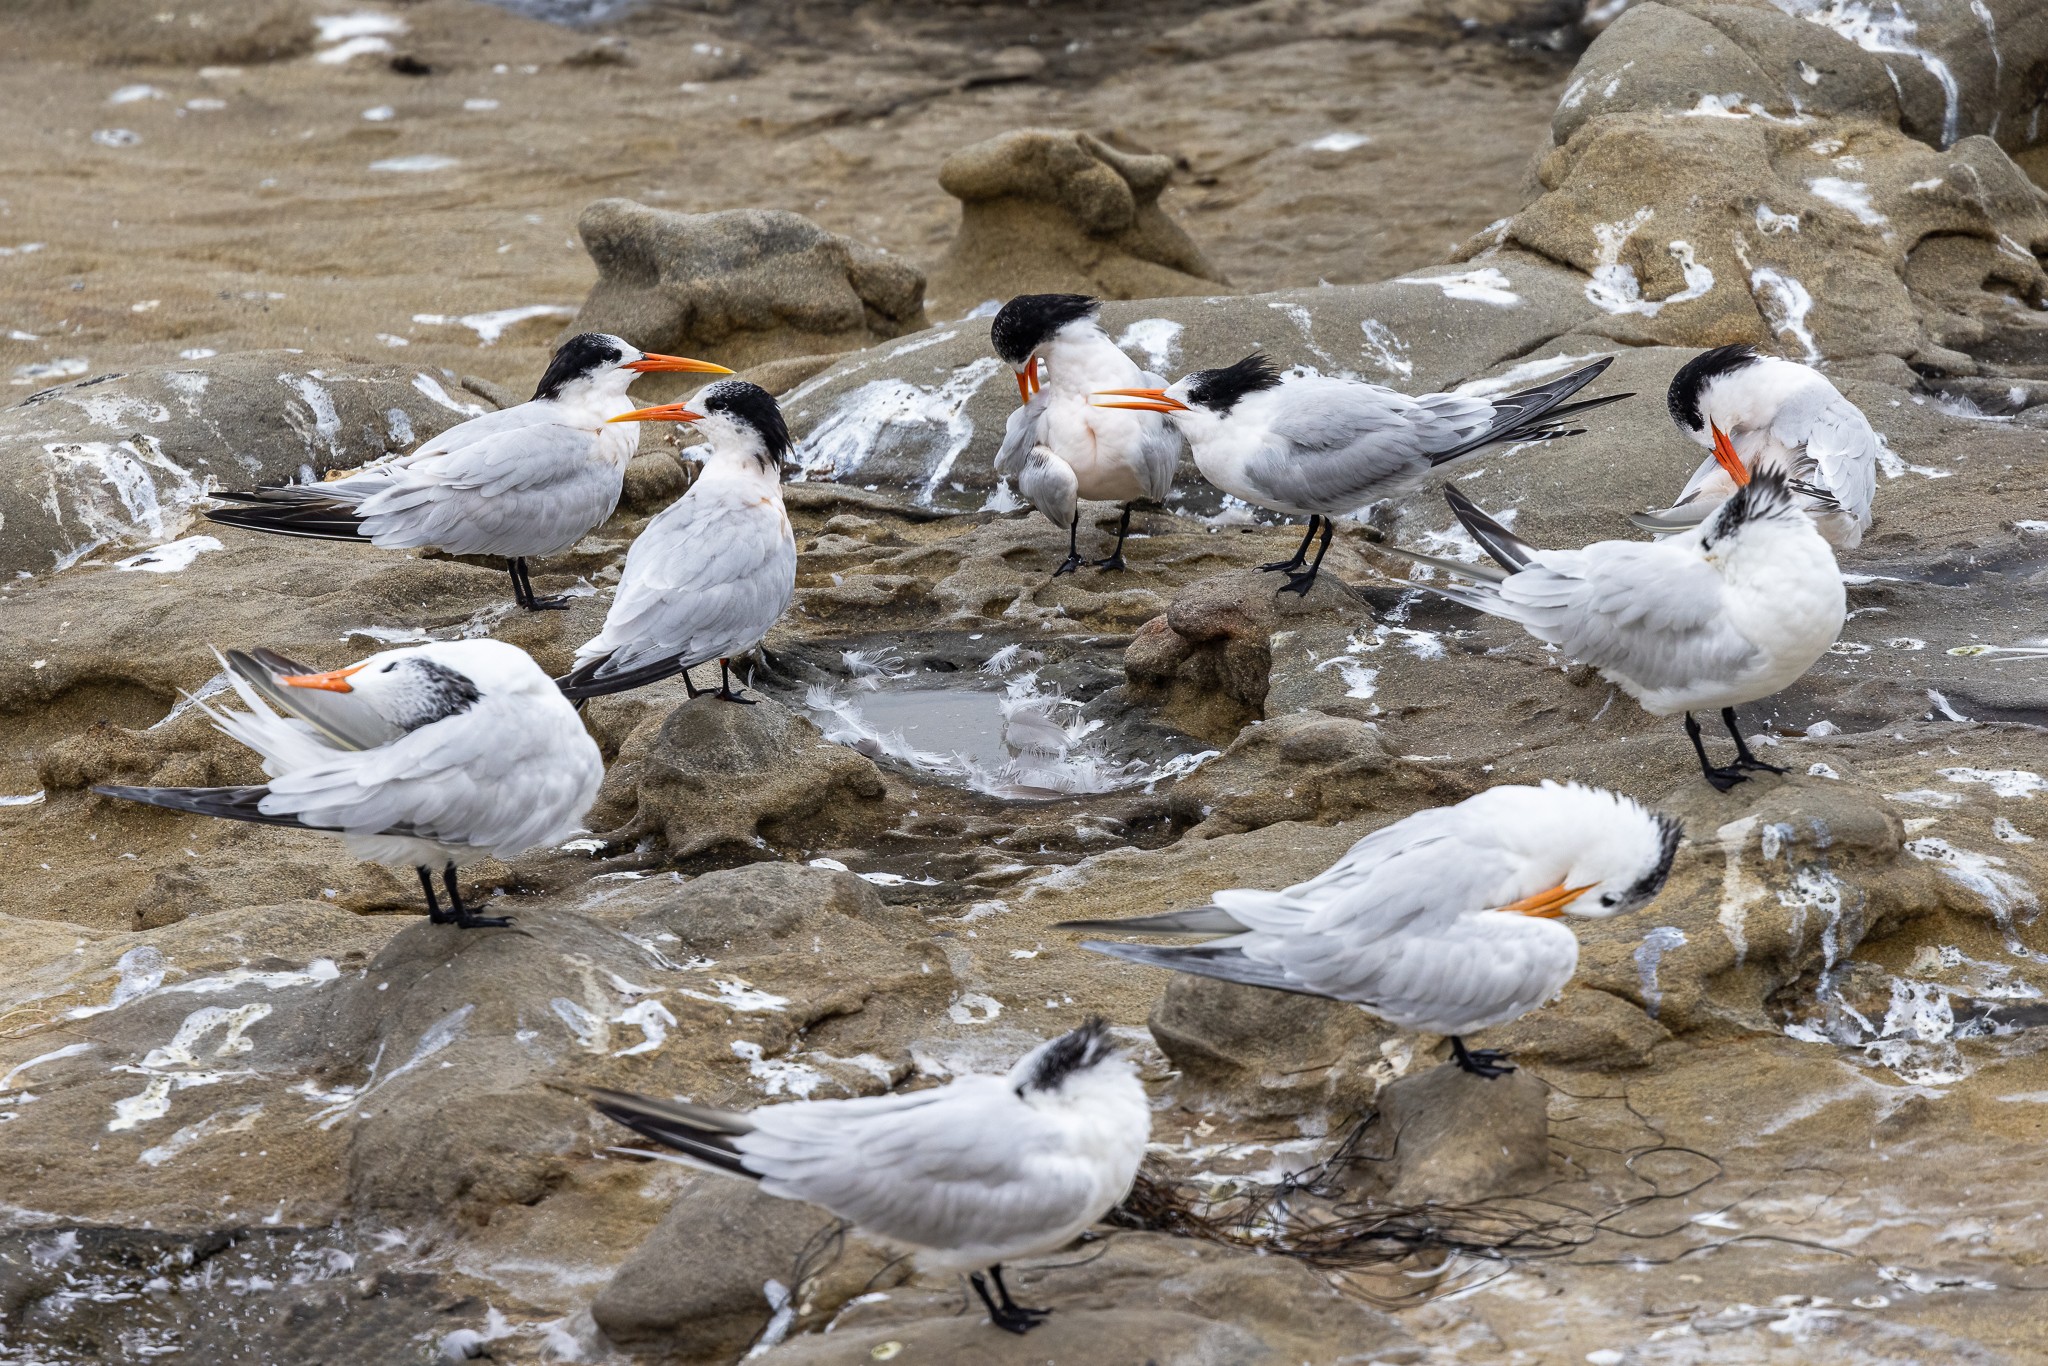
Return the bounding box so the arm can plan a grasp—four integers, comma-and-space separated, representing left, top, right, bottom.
0, 0, 1572, 397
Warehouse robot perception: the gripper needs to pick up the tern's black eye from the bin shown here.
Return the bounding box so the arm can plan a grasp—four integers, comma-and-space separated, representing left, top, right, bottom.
381, 662, 398, 673
1601, 894, 1617, 907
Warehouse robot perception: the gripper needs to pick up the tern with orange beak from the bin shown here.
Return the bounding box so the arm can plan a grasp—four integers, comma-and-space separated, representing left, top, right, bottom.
1060, 783, 1679, 1077
94, 640, 601, 929
1094, 352, 1628, 594
1401, 470, 1845, 791
207, 333, 730, 610
557, 380, 796, 703
989, 294, 1182, 574
1636, 344, 1877, 548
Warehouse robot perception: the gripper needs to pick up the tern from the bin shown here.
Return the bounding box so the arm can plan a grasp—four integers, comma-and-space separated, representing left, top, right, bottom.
1635, 344, 1877, 548
206, 333, 731, 611
989, 294, 1182, 575
1094, 352, 1628, 593
577, 1017, 1149, 1334
95, 640, 602, 928
1402, 470, 1844, 790
1062, 783, 1679, 1077
556, 380, 796, 703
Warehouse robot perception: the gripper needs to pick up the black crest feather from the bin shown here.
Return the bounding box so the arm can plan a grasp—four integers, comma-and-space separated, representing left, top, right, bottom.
1626, 811, 1684, 907
1703, 467, 1799, 546
990, 294, 1100, 365
1184, 353, 1283, 416
533, 333, 627, 402
1018, 1016, 1114, 1095
399, 657, 482, 730
1666, 344, 1760, 434
699, 380, 792, 464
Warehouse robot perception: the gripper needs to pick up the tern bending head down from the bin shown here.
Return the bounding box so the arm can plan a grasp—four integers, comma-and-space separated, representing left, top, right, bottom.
205, 333, 731, 611
94, 640, 602, 928
557, 379, 797, 704
1636, 344, 1877, 549
1063, 783, 1680, 1078
989, 294, 1182, 576
578, 1017, 1150, 1334
1402, 468, 1845, 790
1093, 351, 1629, 595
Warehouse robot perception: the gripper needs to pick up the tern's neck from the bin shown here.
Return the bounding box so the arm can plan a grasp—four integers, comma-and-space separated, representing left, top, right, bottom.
1042, 327, 1137, 392
697, 440, 783, 493
551, 374, 639, 424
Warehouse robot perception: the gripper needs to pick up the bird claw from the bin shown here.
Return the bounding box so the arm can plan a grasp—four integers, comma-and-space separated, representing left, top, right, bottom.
454, 914, 514, 929
522, 595, 573, 612
1256, 559, 1305, 574
1738, 757, 1787, 775
1703, 767, 1749, 792
990, 1306, 1050, 1335
1454, 1048, 1516, 1079
1091, 554, 1127, 573
1052, 553, 1084, 577
1275, 572, 1318, 597
716, 691, 757, 705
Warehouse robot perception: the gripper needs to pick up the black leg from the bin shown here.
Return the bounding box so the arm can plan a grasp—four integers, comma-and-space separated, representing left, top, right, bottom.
1259, 516, 1319, 573
444, 863, 512, 929
970, 1270, 1043, 1335
505, 558, 531, 611
418, 866, 452, 923
680, 666, 701, 700
1449, 1035, 1515, 1079
1092, 505, 1133, 572
715, 659, 756, 704
1722, 706, 1785, 773
1053, 514, 1083, 577
1684, 711, 1747, 791
988, 1266, 1049, 1325
1278, 519, 1337, 596
514, 557, 571, 612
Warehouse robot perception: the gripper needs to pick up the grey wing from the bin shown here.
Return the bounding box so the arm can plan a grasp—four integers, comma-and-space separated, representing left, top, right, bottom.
1244, 383, 1488, 512
576, 496, 796, 677
738, 1081, 1104, 1254
1493, 543, 1762, 693
1014, 446, 1078, 530
1785, 395, 1877, 532
1259, 910, 1578, 1030
1131, 373, 1184, 502
222, 648, 405, 752
352, 418, 616, 557
993, 392, 1048, 480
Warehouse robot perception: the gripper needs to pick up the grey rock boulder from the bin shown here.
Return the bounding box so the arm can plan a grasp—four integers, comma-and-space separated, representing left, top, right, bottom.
0, 352, 496, 576
572, 200, 929, 373
1348, 1062, 1553, 1205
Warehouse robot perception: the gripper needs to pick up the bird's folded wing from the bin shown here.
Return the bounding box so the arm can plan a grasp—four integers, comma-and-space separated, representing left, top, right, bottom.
1789, 398, 1878, 525
1256, 910, 1578, 1022
1497, 543, 1762, 693
1243, 384, 1460, 510
738, 1081, 1103, 1251
1012, 446, 1078, 530
223, 648, 406, 752
400, 402, 555, 466
993, 394, 1047, 478
575, 499, 796, 678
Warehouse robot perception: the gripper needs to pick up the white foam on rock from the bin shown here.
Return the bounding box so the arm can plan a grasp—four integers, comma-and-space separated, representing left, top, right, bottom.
1393, 268, 1521, 308
794, 358, 1002, 503
411, 304, 574, 345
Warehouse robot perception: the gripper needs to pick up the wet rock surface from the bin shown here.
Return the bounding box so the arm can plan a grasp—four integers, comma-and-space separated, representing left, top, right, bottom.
9, 0, 2048, 1363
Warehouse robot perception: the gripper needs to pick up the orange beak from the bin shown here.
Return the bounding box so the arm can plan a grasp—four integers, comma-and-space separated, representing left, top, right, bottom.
279, 663, 366, 693
1014, 359, 1042, 405
623, 354, 732, 375
1500, 882, 1595, 919
1093, 387, 1188, 413
1710, 423, 1749, 486
607, 404, 706, 424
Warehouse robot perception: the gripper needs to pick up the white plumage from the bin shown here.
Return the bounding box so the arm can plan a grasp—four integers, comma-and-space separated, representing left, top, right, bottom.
1409, 471, 1845, 789
1067, 784, 1679, 1073
560, 380, 796, 700
582, 1019, 1149, 1333
1644, 344, 1878, 548
96, 639, 602, 927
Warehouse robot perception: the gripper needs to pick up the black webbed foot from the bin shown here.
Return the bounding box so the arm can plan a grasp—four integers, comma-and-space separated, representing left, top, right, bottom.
1450, 1036, 1516, 1079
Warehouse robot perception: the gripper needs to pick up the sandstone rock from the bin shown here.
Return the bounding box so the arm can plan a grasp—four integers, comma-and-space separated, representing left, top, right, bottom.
1125, 571, 1361, 745
1150, 973, 1400, 1117
1351, 1062, 1552, 1205
1170, 709, 1472, 835
590, 1173, 844, 1363
758, 1231, 1420, 1365
1473, 985, 1672, 1069
620, 861, 914, 957
587, 694, 891, 861
926, 130, 1230, 310
0, 352, 495, 575
572, 200, 929, 373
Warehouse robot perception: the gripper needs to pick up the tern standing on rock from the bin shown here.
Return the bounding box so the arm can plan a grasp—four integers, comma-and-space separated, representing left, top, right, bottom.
557, 380, 796, 703
206, 333, 731, 611
990, 294, 1181, 575
1636, 343, 1877, 548
95, 640, 602, 929
1063, 784, 1679, 1078
1404, 470, 1845, 790
578, 1017, 1149, 1334
1094, 352, 1628, 594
